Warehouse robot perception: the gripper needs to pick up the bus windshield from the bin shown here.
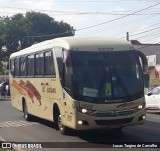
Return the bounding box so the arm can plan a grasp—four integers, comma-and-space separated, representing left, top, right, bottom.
71, 51, 143, 102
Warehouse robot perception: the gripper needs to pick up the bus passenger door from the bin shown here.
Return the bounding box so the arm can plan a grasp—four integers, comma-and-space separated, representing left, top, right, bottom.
62, 50, 75, 128
61, 89, 74, 128
54, 47, 73, 127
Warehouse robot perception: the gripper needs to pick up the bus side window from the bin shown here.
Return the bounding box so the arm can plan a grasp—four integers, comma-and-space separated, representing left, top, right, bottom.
35, 52, 44, 76
27, 54, 34, 77
44, 51, 55, 77
10, 59, 14, 76
14, 58, 19, 77
20, 56, 26, 77
54, 47, 63, 81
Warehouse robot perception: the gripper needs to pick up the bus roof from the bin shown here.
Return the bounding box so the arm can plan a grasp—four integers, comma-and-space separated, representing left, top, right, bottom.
10, 36, 135, 58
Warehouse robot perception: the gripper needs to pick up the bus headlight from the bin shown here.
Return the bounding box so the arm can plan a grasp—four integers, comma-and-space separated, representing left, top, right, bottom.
82, 108, 88, 113
81, 108, 95, 114
78, 120, 83, 124
138, 105, 143, 109
76, 106, 95, 114
136, 102, 145, 110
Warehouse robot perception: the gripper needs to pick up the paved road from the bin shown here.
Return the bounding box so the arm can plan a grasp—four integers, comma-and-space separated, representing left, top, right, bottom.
0, 98, 160, 151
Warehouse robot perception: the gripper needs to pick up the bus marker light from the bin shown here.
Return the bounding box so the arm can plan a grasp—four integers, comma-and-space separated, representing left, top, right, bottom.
142, 115, 145, 119
138, 105, 143, 109
78, 121, 83, 125
138, 115, 146, 121
82, 109, 87, 113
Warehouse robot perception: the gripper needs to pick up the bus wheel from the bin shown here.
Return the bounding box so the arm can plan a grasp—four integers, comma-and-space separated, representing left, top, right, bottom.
58, 114, 67, 135
23, 101, 31, 121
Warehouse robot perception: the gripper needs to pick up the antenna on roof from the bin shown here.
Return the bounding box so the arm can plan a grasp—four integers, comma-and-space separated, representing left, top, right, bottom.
126, 32, 129, 41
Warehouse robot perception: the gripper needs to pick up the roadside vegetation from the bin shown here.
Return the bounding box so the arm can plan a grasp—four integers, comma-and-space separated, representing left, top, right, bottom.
0, 12, 75, 74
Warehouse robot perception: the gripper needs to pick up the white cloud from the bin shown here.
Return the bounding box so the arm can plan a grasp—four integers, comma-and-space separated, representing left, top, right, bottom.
113, 6, 127, 12
131, 24, 160, 44
0, 2, 128, 32
54, 13, 93, 29
0, 0, 56, 16
155, 37, 160, 43
133, 24, 150, 35
52, 5, 128, 34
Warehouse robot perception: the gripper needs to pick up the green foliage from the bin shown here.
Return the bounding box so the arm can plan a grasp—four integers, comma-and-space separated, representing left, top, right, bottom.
0, 12, 75, 73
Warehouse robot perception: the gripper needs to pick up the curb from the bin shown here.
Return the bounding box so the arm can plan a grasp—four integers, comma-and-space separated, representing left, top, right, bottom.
0, 97, 11, 101
0, 137, 24, 151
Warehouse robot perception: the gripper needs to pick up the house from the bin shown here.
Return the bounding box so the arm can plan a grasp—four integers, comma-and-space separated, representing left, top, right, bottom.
131, 40, 160, 89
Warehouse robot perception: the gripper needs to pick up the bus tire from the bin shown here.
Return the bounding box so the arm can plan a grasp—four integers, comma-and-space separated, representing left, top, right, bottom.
58, 114, 68, 135
53, 105, 68, 135
23, 101, 31, 121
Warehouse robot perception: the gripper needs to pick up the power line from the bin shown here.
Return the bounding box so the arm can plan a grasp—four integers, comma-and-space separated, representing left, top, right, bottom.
122, 25, 160, 39
0, 0, 157, 3
136, 31, 160, 39
27, 2, 160, 38
44, 13, 160, 16
82, 15, 157, 36
119, 19, 160, 40
27, 30, 75, 38
1, 5, 160, 16
76, 2, 160, 32
59, 0, 159, 1
0, 6, 69, 13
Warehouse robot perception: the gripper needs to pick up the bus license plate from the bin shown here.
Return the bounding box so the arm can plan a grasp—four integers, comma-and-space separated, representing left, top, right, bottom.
108, 125, 121, 129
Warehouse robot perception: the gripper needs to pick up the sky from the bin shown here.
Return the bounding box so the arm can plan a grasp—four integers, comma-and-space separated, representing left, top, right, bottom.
0, 0, 160, 44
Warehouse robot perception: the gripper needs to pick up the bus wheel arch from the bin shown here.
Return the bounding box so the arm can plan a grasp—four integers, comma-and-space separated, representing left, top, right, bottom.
22, 98, 31, 121
22, 97, 25, 112
53, 103, 67, 135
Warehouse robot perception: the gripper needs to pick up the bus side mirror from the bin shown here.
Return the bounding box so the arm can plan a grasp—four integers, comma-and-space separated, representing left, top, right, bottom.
143, 73, 149, 88
136, 50, 148, 73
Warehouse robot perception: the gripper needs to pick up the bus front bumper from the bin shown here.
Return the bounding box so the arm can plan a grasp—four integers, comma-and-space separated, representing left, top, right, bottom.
74, 108, 146, 130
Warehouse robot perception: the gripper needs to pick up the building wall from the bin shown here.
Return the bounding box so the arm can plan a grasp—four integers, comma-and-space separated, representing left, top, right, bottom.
134, 45, 160, 64
131, 40, 160, 89
149, 65, 160, 88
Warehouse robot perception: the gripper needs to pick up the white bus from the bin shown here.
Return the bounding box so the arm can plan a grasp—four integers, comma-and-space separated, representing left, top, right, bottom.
9, 37, 148, 135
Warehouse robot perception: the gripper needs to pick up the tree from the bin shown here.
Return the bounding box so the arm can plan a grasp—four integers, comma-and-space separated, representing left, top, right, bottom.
22, 12, 75, 48
0, 12, 75, 73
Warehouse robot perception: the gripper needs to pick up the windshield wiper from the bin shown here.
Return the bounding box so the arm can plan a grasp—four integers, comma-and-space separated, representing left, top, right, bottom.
97, 68, 106, 97
113, 67, 133, 101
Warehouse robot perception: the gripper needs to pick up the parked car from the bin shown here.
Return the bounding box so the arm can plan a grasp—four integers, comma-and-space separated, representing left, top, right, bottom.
145, 86, 160, 110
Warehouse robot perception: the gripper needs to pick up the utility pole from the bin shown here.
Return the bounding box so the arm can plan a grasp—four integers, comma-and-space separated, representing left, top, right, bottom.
126, 32, 129, 41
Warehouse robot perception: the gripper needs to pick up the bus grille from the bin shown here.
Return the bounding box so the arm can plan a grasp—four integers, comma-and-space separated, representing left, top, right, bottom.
95, 117, 133, 126
90, 108, 139, 117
